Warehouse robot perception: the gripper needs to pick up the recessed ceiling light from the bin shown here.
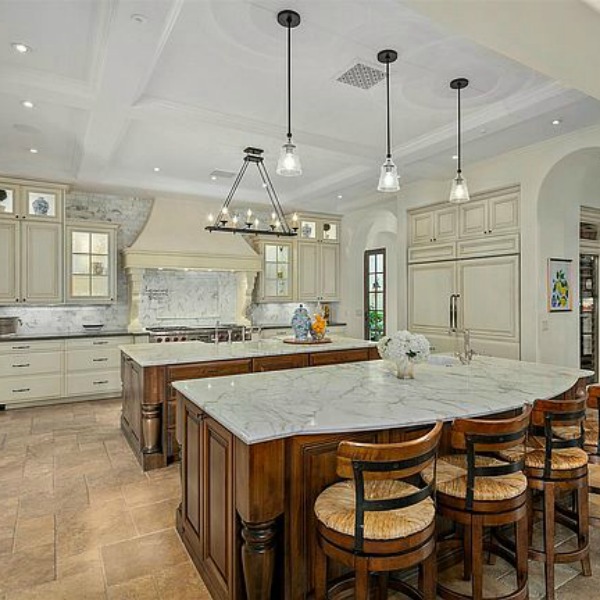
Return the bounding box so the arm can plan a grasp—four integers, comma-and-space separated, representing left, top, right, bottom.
337, 194, 343, 199
552, 119, 562, 126
21, 100, 34, 109
130, 14, 147, 24
153, 167, 160, 172
452, 155, 458, 160
29, 148, 38, 154
210, 175, 217, 181
12, 42, 31, 54
262, 182, 268, 188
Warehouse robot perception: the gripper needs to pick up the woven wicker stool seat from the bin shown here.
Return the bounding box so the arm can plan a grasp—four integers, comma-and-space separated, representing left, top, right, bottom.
314, 422, 443, 600
433, 406, 532, 600
499, 439, 588, 471
315, 479, 435, 540
554, 420, 598, 447
425, 454, 527, 501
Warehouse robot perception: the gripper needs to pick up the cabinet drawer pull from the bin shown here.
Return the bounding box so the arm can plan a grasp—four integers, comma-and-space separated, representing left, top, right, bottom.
12, 388, 30, 393
93, 341, 109, 345
12, 345, 30, 350
93, 380, 109, 385
12, 363, 30, 368
92, 358, 108, 362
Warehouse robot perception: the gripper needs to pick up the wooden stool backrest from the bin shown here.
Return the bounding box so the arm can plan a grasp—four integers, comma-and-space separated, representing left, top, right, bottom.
450, 404, 532, 510
336, 422, 443, 552
532, 397, 587, 477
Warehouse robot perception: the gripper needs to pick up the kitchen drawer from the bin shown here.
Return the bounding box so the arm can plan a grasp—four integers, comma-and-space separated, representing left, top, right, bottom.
253, 353, 309, 372
66, 347, 120, 372
167, 359, 252, 385
0, 374, 62, 405
0, 351, 62, 377
66, 336, 132, 350
66, 370, 122, 397
309, 348, 371, 367
0, 340, 63, 355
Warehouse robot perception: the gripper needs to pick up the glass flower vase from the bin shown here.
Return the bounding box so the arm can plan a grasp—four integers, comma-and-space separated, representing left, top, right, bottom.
395, 360, 415, 380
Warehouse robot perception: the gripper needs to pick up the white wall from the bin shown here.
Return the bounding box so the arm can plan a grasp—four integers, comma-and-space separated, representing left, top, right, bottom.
341, 122, 600, 366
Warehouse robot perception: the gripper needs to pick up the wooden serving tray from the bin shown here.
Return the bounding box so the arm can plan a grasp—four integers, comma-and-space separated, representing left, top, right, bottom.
283, 337, 332, 345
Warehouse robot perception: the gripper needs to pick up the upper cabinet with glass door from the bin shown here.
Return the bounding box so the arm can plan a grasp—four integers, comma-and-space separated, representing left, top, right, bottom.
258, 241, 294, 302
66, 222, 118, 304
292, 213, 341, 244
0, 178, 66, 222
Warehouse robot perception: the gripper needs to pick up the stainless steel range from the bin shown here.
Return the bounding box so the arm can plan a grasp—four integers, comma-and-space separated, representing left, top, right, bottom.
146, 324, 251, 344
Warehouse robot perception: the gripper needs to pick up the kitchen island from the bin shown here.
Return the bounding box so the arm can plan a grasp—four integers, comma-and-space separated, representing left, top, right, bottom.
119, 337, 378, 470
172, 356, 591, 600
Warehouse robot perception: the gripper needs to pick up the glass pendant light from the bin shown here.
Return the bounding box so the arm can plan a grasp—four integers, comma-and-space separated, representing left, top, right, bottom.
377, 49, 400, 193
449, 78, 470, 204
276, 10, 302, 177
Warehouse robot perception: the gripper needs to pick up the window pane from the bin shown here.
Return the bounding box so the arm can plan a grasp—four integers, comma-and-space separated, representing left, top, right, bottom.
72, 254, 89, 274
277, 280, 288, 296
369, 254, 376, 273
91, 255, 108, 276
72, 276, 90, 297
300, 221, 316, 239
72, 231, 90, 254
323, 222, 338, 240
277, 245, 289, 262
266, 263, 277, 279
91, 277, 108, 297
277, 264, 288, 280
265, 245, 277, 262
0, 189, 15, 214
369, 293, 377, 310
28, 192, 56, 217
265, 280, 277, 297
375, 253, 383, 273
91, 233, 109, 255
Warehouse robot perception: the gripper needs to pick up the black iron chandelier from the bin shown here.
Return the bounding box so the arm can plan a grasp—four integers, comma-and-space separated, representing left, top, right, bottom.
205, 147, 298, 237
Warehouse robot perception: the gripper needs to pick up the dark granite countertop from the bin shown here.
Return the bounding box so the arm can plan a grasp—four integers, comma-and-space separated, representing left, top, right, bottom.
0, 330, 147, 342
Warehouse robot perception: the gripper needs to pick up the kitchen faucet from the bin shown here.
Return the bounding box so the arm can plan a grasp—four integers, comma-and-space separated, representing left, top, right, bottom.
214, 320, 220, 346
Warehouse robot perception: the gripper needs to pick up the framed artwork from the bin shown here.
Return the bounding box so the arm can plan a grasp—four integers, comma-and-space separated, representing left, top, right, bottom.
547, 258, 573, 312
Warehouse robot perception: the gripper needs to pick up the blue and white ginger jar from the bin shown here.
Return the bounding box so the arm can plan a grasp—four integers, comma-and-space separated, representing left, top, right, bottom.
291, 304, 311, 341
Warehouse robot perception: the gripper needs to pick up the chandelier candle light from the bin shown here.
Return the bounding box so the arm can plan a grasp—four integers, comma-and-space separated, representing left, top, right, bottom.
377, 49, 400, 193
205, 147, 298, 237
276, 10, 302, 177
449, 77, 470, 204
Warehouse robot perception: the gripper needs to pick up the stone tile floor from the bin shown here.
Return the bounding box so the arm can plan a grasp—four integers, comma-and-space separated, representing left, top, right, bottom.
1, 397, 600, 599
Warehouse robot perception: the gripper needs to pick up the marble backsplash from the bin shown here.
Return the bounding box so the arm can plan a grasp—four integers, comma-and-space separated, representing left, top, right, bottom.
249, 302, 327, 326
139, 270, 238, 326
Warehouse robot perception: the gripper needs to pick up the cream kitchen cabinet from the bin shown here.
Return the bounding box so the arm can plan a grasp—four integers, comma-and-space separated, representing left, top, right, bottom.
458, 188, 519, 238
408, 255, 520, 359
256, 241, 294, 302
409, 206, 458, 245
65, 222, 118, 304
0, 177, 66, 305
293, 214, 341, 244
297, 241, 340, 302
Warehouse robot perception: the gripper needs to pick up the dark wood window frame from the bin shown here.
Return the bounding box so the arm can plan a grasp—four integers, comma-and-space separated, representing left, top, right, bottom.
364, 248, 386, 341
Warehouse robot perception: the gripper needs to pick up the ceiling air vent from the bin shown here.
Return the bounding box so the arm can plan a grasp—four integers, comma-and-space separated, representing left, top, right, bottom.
210, 169, 236, 179
336, 63, 385, 90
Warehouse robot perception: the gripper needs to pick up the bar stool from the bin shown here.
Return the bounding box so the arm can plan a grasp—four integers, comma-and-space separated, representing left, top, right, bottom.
424, 405, 532, 600
499, 398, 591, 600
313, 422, 443, 600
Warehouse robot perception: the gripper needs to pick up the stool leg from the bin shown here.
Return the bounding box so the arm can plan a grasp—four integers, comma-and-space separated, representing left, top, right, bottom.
542, 484, 556, 600
355, 558, 370, 600
314, 540, 327, 600
463, 523, 472, 581
577, 481, 592, 577
377, 572, 388, 600
421, 547, 437, 600
472, 516, 484, 600
515, 513, 528, 591
527, 488, 535, 546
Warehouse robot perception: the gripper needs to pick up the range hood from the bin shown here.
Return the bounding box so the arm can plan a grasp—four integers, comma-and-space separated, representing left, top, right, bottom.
123, 197, 261, 332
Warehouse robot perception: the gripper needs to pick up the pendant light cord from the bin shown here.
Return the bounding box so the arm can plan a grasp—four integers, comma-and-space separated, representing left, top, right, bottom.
386, 60, 391, 158
286, 18, 292, 141
457, 85, 462, 174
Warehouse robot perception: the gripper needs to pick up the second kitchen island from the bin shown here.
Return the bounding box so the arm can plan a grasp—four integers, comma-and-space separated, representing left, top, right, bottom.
119, 337, 378, 470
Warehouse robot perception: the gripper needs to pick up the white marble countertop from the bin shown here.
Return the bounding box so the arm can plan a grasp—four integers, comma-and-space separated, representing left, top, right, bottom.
119, 336, 375, 367
172, 356, 592, 445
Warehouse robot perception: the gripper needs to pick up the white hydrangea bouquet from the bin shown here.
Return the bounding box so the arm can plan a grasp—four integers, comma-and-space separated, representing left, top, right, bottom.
377, 330, 431, 379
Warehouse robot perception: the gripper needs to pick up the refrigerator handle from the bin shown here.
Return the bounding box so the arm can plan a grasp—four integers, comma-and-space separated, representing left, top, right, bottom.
449, 294, 456, 332
454, 294, 461, 330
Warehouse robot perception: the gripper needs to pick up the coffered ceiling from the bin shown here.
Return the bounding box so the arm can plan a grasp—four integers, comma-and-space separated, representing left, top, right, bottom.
0, 0, 599, 214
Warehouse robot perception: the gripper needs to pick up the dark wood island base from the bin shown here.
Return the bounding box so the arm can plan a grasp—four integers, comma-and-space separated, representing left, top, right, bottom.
121, 346, 380, 471
174, 375, 587, 600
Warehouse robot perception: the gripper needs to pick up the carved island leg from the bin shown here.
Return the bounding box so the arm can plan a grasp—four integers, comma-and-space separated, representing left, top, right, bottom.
141, 403, 161, 453
241, 519, 278, 599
